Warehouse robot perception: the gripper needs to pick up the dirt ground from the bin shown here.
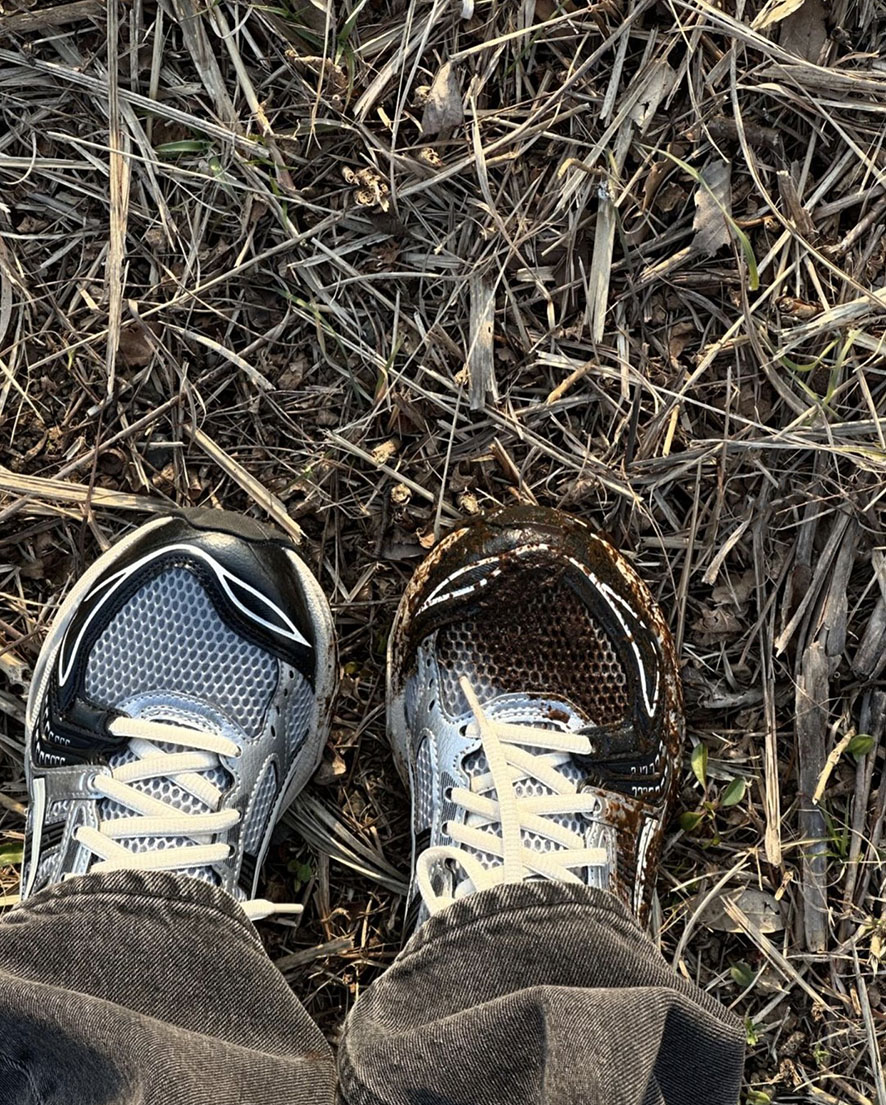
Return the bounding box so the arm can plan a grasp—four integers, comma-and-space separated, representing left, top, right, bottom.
1, 0, 885, 1100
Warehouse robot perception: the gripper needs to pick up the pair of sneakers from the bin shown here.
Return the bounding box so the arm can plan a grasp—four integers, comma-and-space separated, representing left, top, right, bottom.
22, 506, 683, 930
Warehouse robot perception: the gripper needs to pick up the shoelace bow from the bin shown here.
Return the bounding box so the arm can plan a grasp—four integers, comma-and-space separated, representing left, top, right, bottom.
416, 677, 609, 915
73, 716, 300, 921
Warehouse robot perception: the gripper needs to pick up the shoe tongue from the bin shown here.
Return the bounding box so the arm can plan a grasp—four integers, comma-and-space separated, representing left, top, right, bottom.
458, 694, 615, 892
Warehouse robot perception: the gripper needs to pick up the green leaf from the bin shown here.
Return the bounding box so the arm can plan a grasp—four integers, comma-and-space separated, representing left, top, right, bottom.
721, 777, 746, 807
848, 733, 875, 758
0, 843, 23, 867
679, 810, 705, 833
746, 1092, 771, 1105
691, 741, 708, 787
730, 961, 756, 988
288, 861, 313, 889
155, 140, 212, 156
337, 0, 373, 46
778, 339, 839, 375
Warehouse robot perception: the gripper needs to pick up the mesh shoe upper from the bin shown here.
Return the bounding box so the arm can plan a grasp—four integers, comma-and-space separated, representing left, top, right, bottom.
23, 511, 336, 917
435, 582, 631, 723
388, 506, 683, 929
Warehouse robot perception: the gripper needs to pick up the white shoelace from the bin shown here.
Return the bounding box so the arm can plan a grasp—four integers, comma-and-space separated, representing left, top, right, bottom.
416, 677, 609, 915
74, 716, 301, 922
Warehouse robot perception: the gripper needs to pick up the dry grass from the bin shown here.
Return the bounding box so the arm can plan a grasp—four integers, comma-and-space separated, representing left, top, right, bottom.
1, 0, 886, 1098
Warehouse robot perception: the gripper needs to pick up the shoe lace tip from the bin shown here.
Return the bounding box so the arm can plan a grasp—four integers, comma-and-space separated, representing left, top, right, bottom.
243, 899, 304, 922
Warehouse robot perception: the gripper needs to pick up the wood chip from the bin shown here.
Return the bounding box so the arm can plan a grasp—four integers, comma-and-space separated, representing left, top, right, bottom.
466, 271, 496, 411
0, 0, 101, 35
0, 466, 169, 515
796, 639, 830, 953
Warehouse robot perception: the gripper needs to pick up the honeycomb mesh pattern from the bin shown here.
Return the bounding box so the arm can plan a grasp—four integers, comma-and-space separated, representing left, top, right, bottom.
85, 567, 278, 738
436, 579, 629, 723
243, 763, 278, 853
414, 737, 435, 832
281, 666, 314, 757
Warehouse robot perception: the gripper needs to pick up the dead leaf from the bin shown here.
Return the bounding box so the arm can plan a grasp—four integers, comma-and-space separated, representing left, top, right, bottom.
711, 569, 756, 607
702, 887, 784, 934
314, 748, 347, 786
533, 0, 577, 18
288, 54, 348, 93
779, 0, 828, 61
277, 358, 307, 390
667, 320, 695, 365
692, 160, 732, 256
118, 323, 156, 367
0, 646, 27, 685
343, 166, 390, 210
694, 605, 743, 641
418, 146, 442, 168
421, 62, 463, 137
655, 181, 686, 213
630, 61, 677, 134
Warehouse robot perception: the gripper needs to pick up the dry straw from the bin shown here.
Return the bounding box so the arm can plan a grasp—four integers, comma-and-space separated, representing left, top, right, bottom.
1, 0, 884, 1093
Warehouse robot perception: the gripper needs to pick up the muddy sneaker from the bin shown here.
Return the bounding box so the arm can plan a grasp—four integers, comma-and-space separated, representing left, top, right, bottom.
23, 510, 337, 920
388, 505, 683, 930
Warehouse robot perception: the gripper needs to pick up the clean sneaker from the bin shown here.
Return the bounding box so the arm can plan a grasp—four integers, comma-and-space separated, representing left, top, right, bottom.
387, 505, 683, 929
23, 509, 337, 920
